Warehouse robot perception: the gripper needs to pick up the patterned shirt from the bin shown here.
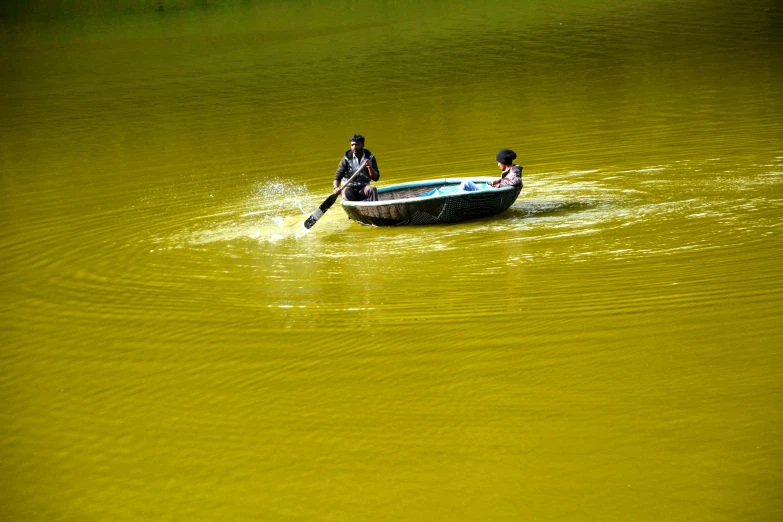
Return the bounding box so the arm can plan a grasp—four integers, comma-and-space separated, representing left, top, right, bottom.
498, 164, 523, 188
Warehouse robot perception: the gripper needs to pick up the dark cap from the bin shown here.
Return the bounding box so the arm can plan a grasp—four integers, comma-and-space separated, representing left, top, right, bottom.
496, 149, 517, 165
350, 134, 365, 144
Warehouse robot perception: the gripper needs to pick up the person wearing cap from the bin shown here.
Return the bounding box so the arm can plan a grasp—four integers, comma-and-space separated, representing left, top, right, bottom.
489, 148, 523, 188
459, 148, 523, 191
333, 134, 380, 201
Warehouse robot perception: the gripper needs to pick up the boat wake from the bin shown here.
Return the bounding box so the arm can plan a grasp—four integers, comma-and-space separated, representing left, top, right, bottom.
511, 199, 598, 218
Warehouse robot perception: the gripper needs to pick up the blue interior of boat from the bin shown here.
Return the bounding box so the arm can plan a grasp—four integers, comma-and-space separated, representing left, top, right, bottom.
418, 181, 490, 198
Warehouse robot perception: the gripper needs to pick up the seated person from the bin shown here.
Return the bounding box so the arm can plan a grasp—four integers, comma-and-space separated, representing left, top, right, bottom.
489, 149, 523, 188
333, 134, 380, 201
457, 149, 523, 192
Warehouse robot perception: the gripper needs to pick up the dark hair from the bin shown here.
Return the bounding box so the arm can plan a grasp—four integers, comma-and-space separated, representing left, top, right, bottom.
495, 148, 517, 165
350, 134, 365, 144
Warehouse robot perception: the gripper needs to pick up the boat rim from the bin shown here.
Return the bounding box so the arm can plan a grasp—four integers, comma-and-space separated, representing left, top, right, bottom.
340, 177, 518, 207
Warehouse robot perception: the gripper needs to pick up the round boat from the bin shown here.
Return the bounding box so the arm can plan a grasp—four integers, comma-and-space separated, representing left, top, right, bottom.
340, 177, 522, 226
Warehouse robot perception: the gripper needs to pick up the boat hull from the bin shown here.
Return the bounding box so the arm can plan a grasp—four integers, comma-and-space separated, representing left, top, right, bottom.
340, 177, 522, 226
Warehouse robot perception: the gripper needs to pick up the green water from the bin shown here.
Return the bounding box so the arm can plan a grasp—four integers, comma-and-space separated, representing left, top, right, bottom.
1, 1, 782, 520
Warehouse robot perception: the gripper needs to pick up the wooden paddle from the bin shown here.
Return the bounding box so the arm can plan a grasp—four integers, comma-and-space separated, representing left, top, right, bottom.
303, 161, 368, 229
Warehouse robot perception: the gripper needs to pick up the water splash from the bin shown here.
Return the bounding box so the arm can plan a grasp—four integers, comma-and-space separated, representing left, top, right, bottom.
170, 178, 314, 247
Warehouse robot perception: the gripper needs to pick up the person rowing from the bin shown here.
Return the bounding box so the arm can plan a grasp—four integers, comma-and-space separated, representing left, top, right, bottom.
333, 134, 380, 201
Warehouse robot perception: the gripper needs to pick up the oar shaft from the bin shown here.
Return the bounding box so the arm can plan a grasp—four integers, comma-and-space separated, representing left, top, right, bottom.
303, 161, 370, 229
336, 161, 369, 193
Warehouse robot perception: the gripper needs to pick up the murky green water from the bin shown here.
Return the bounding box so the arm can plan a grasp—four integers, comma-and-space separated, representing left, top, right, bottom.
1, 0, 782, 520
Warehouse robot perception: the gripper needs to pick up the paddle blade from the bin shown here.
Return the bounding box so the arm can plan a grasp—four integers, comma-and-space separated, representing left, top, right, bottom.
304, 193, 338, 229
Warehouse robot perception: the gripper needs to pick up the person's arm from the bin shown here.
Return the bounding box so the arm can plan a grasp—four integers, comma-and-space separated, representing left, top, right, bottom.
334, 158, 348, 193
368, 155, 379, 181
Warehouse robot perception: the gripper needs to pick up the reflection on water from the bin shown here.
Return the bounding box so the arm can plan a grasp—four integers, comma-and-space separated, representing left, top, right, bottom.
1, 0, 782, 521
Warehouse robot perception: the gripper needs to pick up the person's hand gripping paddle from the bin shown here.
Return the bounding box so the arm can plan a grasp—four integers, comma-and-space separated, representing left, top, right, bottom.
304, 161, 368, 229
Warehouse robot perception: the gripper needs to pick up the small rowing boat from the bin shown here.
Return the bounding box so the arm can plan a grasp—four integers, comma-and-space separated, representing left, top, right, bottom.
340, 177, 522, 226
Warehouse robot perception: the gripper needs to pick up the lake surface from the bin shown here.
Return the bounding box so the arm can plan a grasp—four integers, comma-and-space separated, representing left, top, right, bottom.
1, 0, 781, 520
